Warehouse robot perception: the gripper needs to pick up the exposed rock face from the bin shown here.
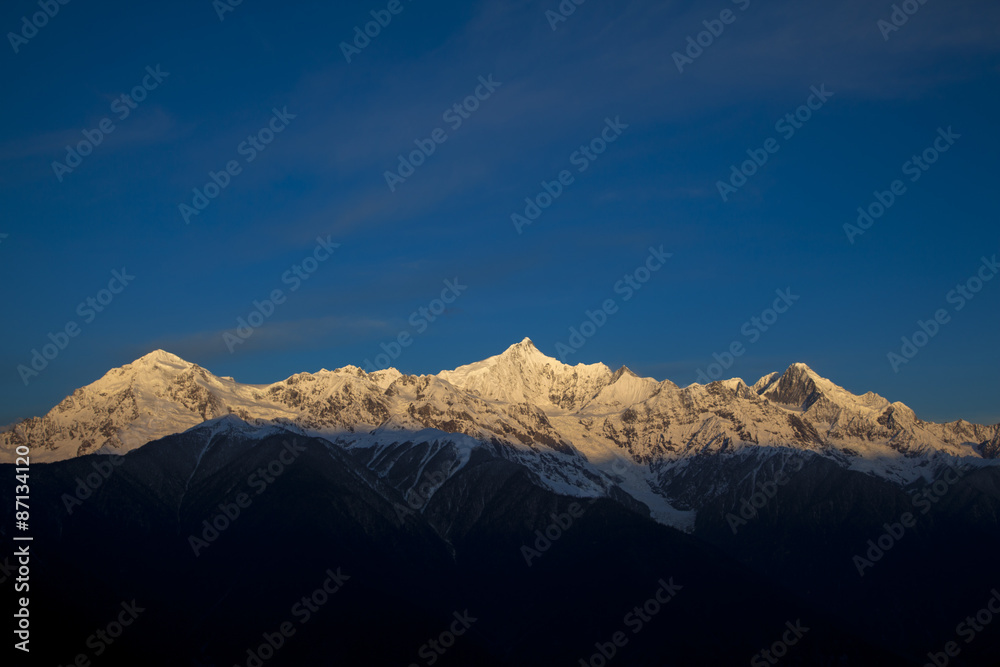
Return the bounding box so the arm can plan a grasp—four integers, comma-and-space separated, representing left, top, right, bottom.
3, 339, 997, 529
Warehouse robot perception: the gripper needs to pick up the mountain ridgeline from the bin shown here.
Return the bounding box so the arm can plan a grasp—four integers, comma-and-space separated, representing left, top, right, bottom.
3, 340, 1000, 665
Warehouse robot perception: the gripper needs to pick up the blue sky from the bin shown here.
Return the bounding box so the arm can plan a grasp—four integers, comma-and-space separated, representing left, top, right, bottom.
1, 0, 999, 425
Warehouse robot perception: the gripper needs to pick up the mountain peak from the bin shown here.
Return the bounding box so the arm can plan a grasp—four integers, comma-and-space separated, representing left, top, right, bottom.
437, 339, 611, 410
751, 371, 781, 395
131, 349, 191, 368
762, 362, 892, 414
787, 361, 819, 376
762, 362, 824, 409
501, 337, 546, 358
2, 343, 992, 475
610, 366, 638, 382
193, 413, 252, 433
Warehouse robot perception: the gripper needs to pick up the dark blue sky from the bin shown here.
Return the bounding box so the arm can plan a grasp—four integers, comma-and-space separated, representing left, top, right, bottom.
2, 0, 998, 425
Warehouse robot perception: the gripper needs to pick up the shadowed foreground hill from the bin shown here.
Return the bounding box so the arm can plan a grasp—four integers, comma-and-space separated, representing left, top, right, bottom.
0, 424, 935, 666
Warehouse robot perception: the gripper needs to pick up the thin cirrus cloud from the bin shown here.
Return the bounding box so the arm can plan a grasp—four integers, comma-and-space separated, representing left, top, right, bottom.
1, 0, 997, 427
234, 0, 1000, 252
0, 107, 180, 162
135, 315, 393, 364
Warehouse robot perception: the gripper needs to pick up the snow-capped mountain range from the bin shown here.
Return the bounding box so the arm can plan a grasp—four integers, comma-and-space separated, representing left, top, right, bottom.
4, 338, 997, 529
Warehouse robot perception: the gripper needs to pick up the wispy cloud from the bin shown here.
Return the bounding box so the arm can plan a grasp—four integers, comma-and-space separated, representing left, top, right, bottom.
0, 107, 183, 162
134, 315, 392, 363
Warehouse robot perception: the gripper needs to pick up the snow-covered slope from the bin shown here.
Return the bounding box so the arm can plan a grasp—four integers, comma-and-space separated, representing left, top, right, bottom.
1, 350, 391, 462
3, 339, 997, 529
437, 337, 612, 411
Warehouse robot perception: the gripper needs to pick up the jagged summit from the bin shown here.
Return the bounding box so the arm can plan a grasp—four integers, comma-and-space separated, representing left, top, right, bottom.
610, 366, 639, 382
3, 343, 997, 487
500, 336, 552, 361
762, 362, 825, 410
760, 362, 891, 415
751, 371, 781, 395
586, 365, 659, 411
438, 338, 611, 410
130, 349, 191, 368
